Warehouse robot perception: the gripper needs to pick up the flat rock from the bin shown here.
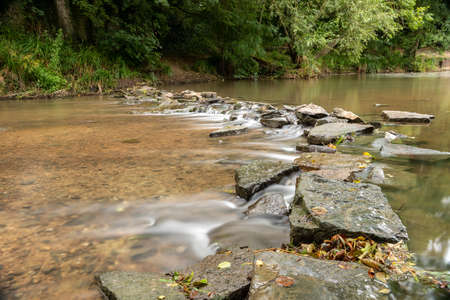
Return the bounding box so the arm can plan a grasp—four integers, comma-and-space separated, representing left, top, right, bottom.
260, 117, 290, 128
179, 247, 254, 300
381, 110, 434, 123
289, 173, 408, 243
246, 193, 288, 216
348, 165, 385, 185
332, 107, 363, 123
209, 125, 248, 138
249, 251, 387, 300
235, 160, 299, 200
296, 143, 336, 154
294, 152, 370, 180
96, 271, 185, 300
295, 104, 329, 126
315, 116, 348, 126
380, 143, 450, 161
307, 123, 374, 145
201, 91, 217, 98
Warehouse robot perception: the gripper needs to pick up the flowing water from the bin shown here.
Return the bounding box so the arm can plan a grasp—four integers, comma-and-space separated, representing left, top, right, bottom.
0, 72, 449, 299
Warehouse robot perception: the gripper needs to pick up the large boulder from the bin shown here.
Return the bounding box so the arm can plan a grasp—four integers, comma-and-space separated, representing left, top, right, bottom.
379, 143, 450, 161
332, 107, 364, 123
249, 251, 387, 300
381, 110, 434, 123
295, 104, 329, 126
307, 123, 374, 145
209, 125, 248, 138
289, 173, 408, 243
235, 160, 299, 200
294, 152, 370, 180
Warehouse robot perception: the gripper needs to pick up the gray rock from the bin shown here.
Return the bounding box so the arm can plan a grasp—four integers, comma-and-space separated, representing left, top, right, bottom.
296, 143, 336, 154
348, 165, 385, 185
295, 104, 329, 126
209, 125, 248, 138
96, 271, 185, 300
260, 117, 290, 128
315, 116, 348, 126
246, 193, 288, 216
249, 251, 387, 300
290, 173, 408, 243
307, 123, 374, 145
332, 107, 364, 123
260, 111, 282, 119
201, 91, 217, 98
382, 110, 434, 123
380, 143, 450, 161
179, 247, 254, 300
235, 160, 299, 200
97, 247, 254, 300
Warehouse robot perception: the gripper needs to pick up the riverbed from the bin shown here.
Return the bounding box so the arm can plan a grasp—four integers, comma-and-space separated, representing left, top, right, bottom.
0, 72, 449, 299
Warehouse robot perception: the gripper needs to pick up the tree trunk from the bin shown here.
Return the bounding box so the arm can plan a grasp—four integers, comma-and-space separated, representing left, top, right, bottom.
54, 0, 74, 38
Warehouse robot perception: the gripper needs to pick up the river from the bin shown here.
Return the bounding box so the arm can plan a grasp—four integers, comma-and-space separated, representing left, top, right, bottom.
0, 72, 449, 299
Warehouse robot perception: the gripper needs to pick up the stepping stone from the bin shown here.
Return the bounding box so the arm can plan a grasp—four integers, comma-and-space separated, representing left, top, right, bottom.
249, 251, 387, 300
235, 160, 299, 200
307, 123, 374, 145
294, 152, 370, 180
289, 173, 408, 243
209, 125, 248, 138
381, 110, 434, 123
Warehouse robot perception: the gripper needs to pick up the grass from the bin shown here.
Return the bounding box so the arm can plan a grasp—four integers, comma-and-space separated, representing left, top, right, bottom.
0, 28, 152, 97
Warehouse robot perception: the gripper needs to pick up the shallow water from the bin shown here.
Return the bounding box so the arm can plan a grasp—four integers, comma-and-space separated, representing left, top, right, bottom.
0, 72, 449, 299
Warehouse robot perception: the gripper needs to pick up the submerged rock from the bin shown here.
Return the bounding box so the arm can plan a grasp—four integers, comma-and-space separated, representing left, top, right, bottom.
382, 110, 434, 123
209, 125, 248, 138
96, 271, 185, 300
307, 123, 374, 145
249, 251, 387, 300
296, 143, 336, 154
235, 160, 299, 200
290, 173, 408, 243
260, 117, 290, 128
295, 104, 329, 126
332, 107, 364, 123
246, 193, 288, 216
379, 143, 450, 161
294, 152, 370, 180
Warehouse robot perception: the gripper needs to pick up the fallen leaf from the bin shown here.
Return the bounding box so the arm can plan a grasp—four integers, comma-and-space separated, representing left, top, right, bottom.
275, 276, 295, 287
353, 180, 361, 184
217, 261, 231, 269
375, 272, 388, 283
311, 206, 328, 215
378, 288, 391, 294
363, 152, 373, 158
255, 260, 264, 267
157, 296, 166, 300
